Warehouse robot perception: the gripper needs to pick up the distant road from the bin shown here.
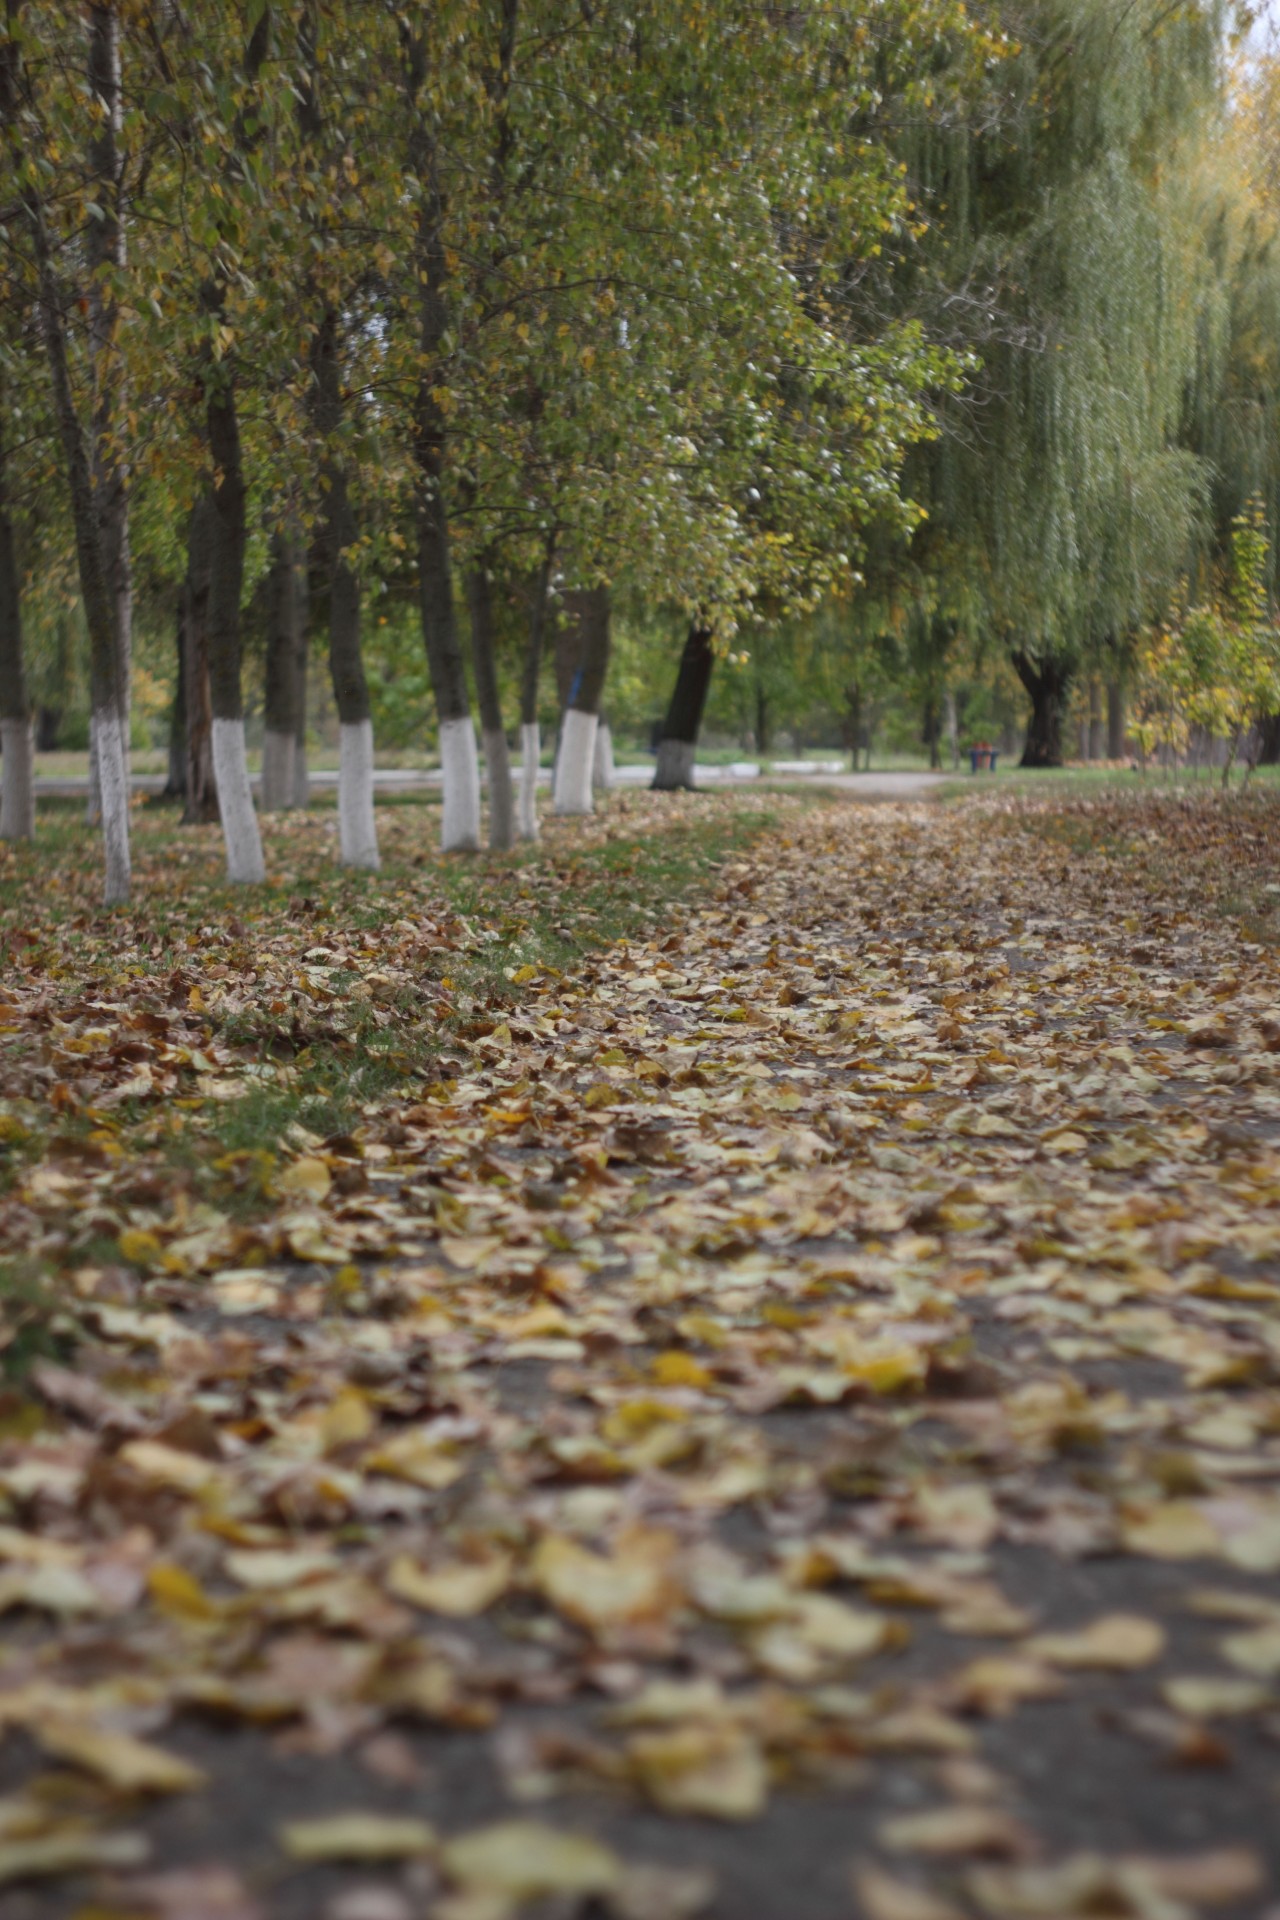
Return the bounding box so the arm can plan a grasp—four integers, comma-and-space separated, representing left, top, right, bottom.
32, 762, 950, 800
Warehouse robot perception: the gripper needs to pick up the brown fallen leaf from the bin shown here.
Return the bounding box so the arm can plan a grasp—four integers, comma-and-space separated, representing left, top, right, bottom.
385, 1550, 512, 1617
531, 1529, 679, 1631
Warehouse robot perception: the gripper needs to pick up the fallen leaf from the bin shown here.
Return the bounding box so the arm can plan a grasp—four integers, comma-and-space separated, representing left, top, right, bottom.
1024, 1614, 1166, 1671
440, 1820, 621, 1898
278, 1814, 437, 1863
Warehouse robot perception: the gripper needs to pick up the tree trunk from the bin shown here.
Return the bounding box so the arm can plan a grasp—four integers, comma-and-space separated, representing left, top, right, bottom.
944, 687, 960, 770
921, 695, 942, 771
554, 585, 610, 814
0, 401, 33, 842
163, 592, 186, 801
312, 305, 377, 866
1012, 650, 1072, 768
593, 715, 614, 791
467, 563, 514, 851
1087, 678, 1103, 761
1255, 712, 1280, 766
204, 383, 264, 881
653, 621, 713, 791
260, 531, 298, 812
29, 211, 129, 902
517, 538, 554, 841
182, 499, 218, 824
1107, 679, 1126, 761
292, 556, 311, 807
756, 681, 769, 755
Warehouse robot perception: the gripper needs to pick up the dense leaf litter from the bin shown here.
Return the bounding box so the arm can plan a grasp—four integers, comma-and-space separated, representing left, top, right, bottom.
1, 789, 1280, 1917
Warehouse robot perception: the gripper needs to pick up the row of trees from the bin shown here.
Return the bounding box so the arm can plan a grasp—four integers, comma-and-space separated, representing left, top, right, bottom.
1, 3, 1278, 901
0, 0, 987, 899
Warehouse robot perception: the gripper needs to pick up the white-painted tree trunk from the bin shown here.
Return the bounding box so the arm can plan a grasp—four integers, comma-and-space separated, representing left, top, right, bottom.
518, 721, 540, 841
592, 718, 614, 791
654, 737, 696, 789
554, 708, 597, 815
439, 716, 481, 852
483, 726, 515, 852
86, 719, 101, 825
339, 718, 380, 869
0, 718, 34, 841
95, 709, 131, 906
211, 717, 265, 884
260, 728, 296, 813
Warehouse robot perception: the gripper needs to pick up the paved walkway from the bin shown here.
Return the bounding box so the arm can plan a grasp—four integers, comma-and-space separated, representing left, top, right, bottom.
32, 764, 952, 800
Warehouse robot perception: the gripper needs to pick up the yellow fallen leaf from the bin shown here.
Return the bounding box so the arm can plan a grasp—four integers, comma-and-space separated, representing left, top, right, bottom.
320, 1387, 376, 1453
853, 1865, 967, 1920
279, 1814, 437, 1862
915, 1482, 999, 1550
652, 1351, 715, 1390
1125, 1848, 1264, 1906
948, 1657, 1064, 1716
278, 1156, 331, 1201
1024, 1613, 1165, 1670
1160, 1675, 1271, 1717
0, 1828, 150, 1883
1121, 1503, 1220, 1560
440, 1820, 620, 1898
386, 1551, 512, 1617
118, 1227, 162, 1266
1220, 1624, 1280, 1676
879, 1804, 1030, 1858
364, 1429, 466, 1490
117, 1440, 220, 1495
628, 1724, 768, 1820
36, 1719, 205, 1794
531, 1529, 679, 1630
224, 1547, 337, 1590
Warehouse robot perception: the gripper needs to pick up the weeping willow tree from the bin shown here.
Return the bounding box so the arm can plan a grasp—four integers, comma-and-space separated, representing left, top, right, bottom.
880, 0, 1236, 763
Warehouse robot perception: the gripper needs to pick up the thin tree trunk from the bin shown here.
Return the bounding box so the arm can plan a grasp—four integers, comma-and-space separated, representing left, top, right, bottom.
944, 687, 960, 770
756, 681, 769, 755
653, 621, 713, 791
1087, 677, 1103, 761
1107, 679, 1126, 760
204, 381, 264, 881
593, 714, 614, 791
1012, 650, 1072, 768
182, 498, 218, 824
163, 590, 187, 801
0, 397, 33, 842
311, 308, 377, 866
467, 563, 514, 851
518, 536, 555, 842
554, 585, 610, 814
260, 531, 298, 812
292, 555, 310, 807
402, 28, 479, 854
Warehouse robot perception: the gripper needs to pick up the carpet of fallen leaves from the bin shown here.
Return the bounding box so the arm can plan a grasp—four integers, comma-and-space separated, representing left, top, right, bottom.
2, 784, 1280, 1920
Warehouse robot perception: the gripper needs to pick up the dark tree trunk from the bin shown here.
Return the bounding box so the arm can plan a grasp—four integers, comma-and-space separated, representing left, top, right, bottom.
1012, 650, 1073, 768
205, 386, 248, 726
520, 536, 555, 730
36, 708, 60, 752
756, 681, 770, 754
293, 550, 311, 805
1107, 678, 1126, 761
310, 312, 369, 729
467, 562, 514, 851
260, 530, 299, 812
86, 2, 130, 734
163, 593, 187, 800
182, 499, 217, 825
1087, 678, 1103, 761
653, 622, 713, 790
558, 586, 611, 719
0, 397, 33, 840
1255, 713, 1280, 766
921, 695, 942, 771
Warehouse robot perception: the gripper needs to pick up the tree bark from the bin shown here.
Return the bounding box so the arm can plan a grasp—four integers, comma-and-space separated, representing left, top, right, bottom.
311, 307, 377, 865
292, 555, 311, 807
1012, 649, 1073, 768
1256, 712, 1280, 766
653, 622, 713, 790
554, 586, 611, 814
1107, 678, 1126, 761
86, 2, 131, 748
517, 537, 555, 841
1087, 677, 1103, 761
163, 592, 186, 800
260, 531, 298, 812
181, 498, 218, 824
944, 687, 960, 770
466, 563, 514, 851
756, 681, 769, 755
204, 378, 264, 882
0, 397, 33, 841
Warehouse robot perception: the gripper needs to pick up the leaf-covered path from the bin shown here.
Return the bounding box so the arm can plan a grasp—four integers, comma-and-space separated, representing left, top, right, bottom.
4, 790, 1280, 1920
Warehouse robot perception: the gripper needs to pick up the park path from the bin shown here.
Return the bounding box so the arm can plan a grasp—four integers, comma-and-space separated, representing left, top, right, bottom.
4, 791, 1280, 1920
